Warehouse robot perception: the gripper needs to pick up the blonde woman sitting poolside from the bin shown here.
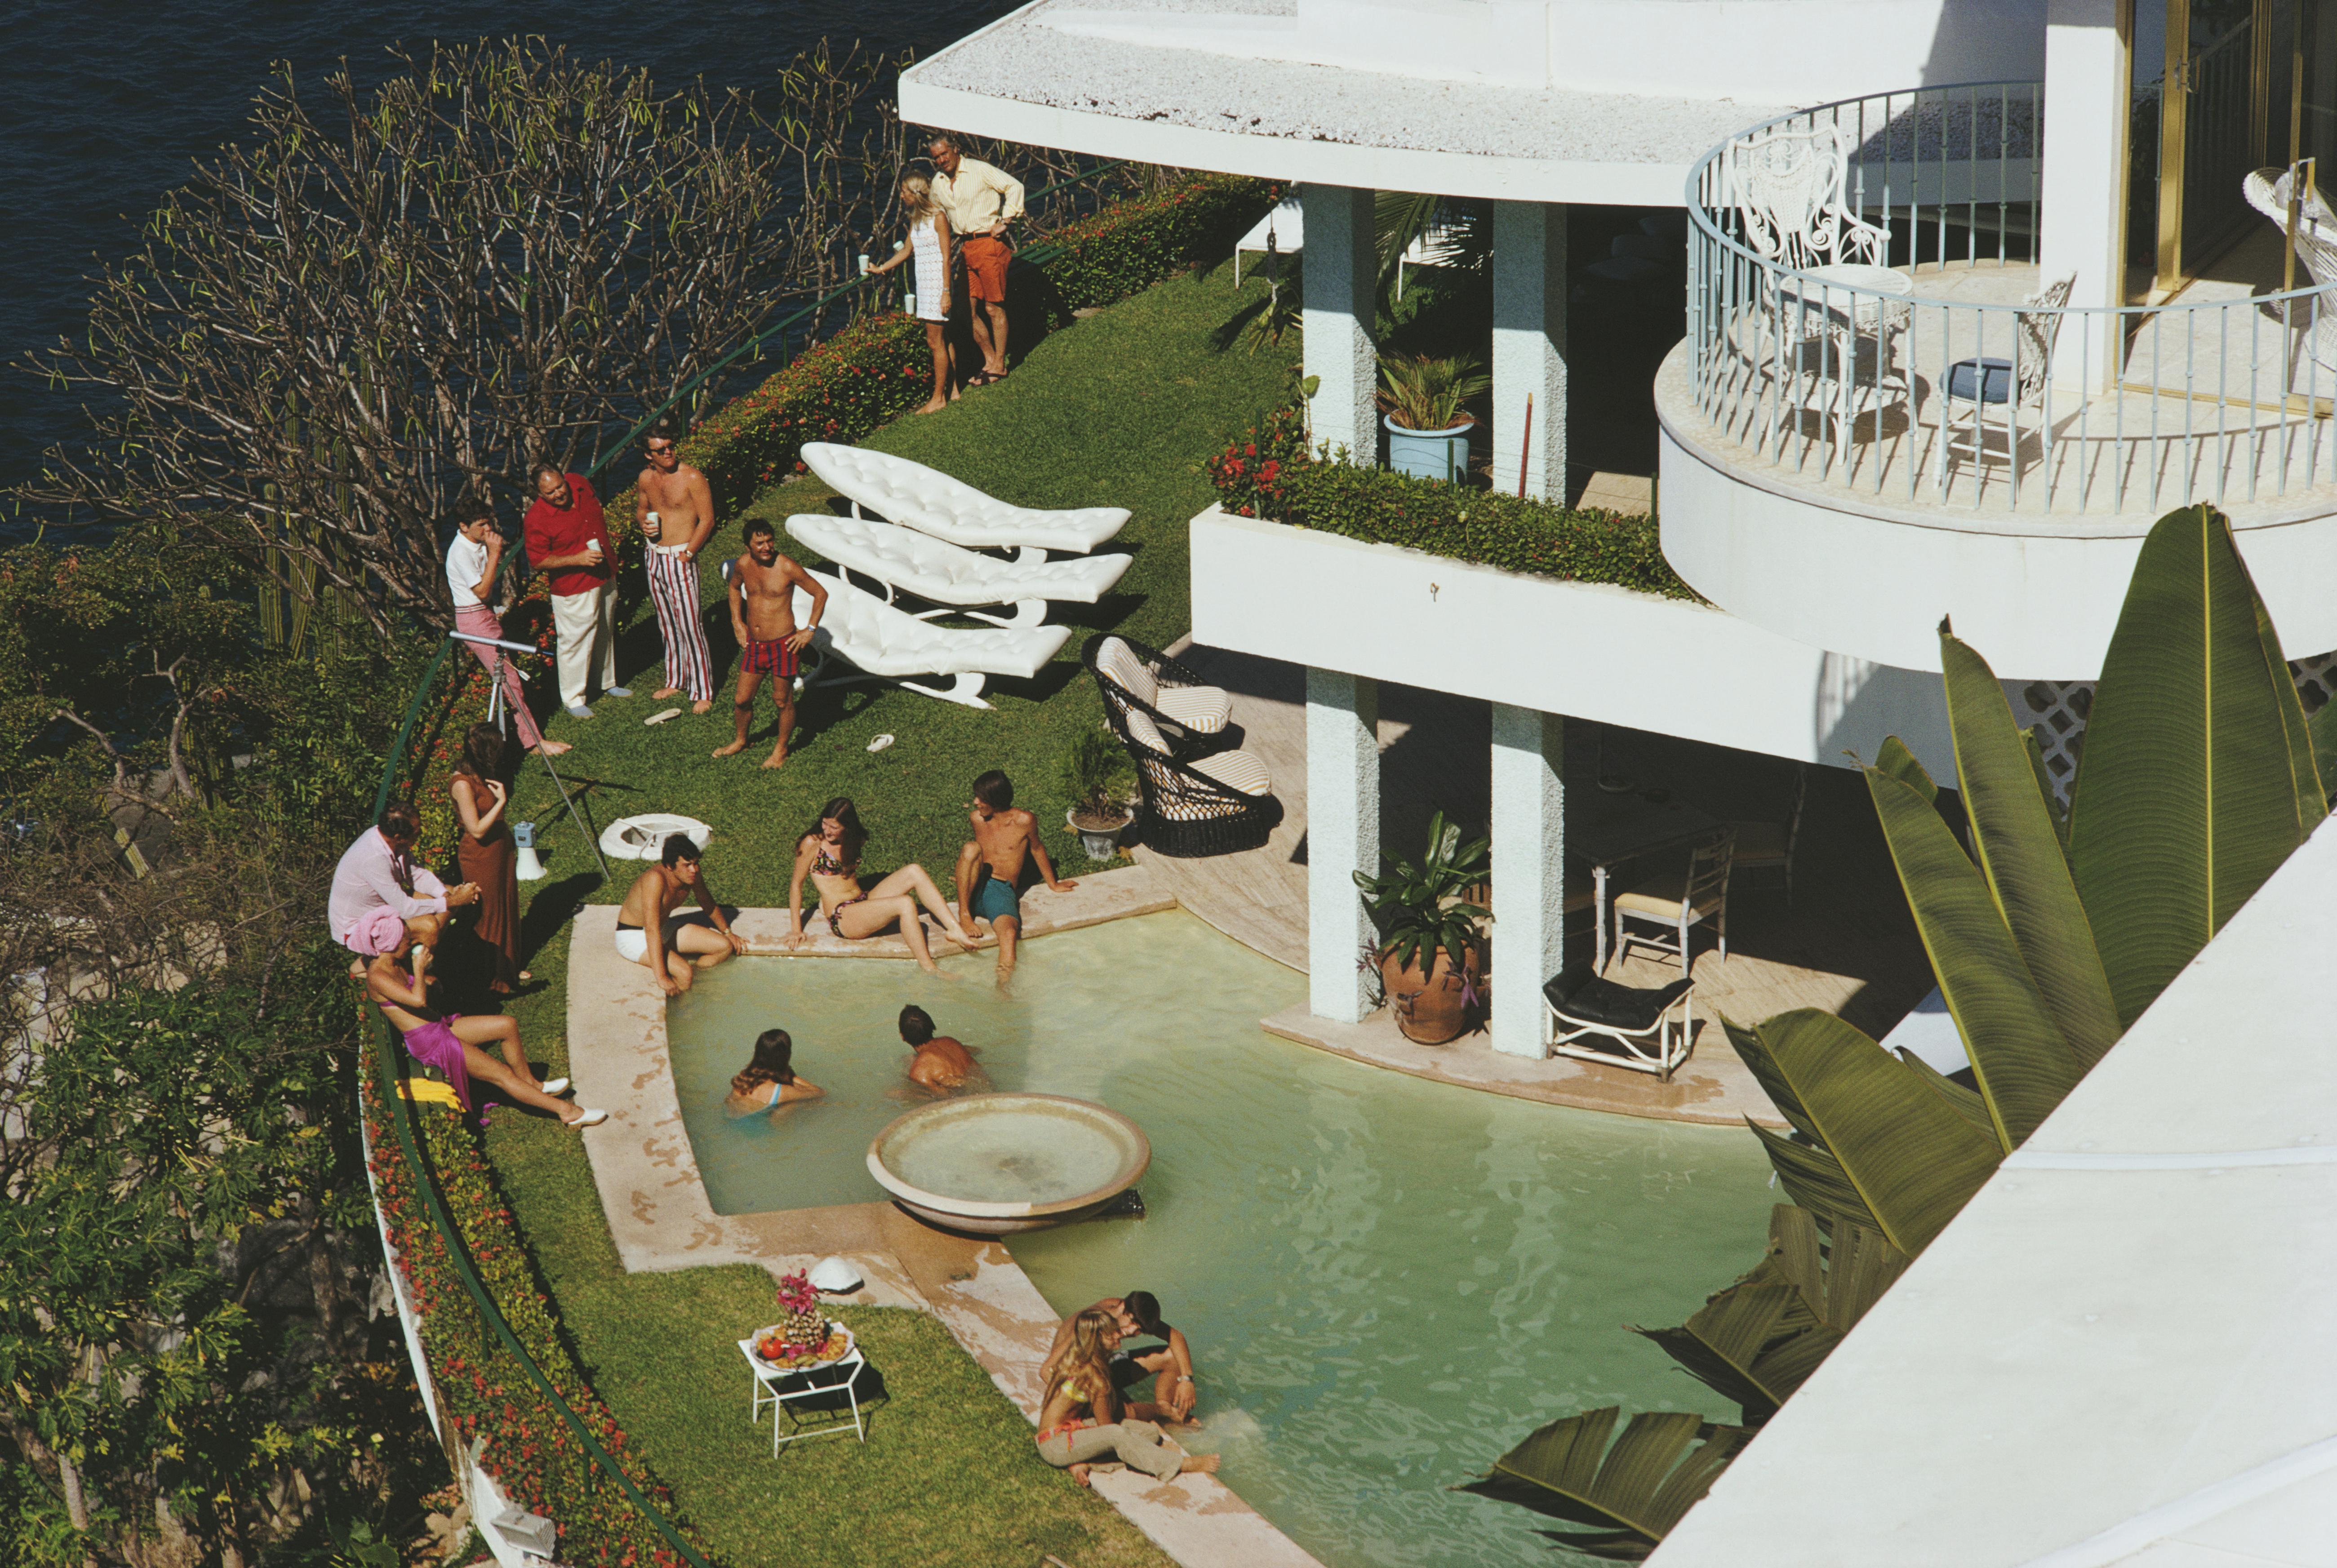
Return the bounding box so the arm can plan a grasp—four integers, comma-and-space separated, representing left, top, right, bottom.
1034, 1308, 1219, 1488
724, 1028, 824, 1118
786, 797, 976, 975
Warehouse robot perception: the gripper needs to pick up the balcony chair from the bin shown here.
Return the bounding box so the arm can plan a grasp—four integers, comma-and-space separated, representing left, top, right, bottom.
2244, 167, 2337, 371
1084, 634, 1233, 756
1931, 272, 2075, 486
784, 514, 1131, 629
1542, 960, 1696, 1080
1612, 827, 1736, 976
1094, 679, 1279, 858
799, 442, 1129, 555
1729, 764, 1808, 908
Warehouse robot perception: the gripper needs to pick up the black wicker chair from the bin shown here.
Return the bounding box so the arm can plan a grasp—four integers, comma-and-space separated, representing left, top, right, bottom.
1089, 662, 1281, 858
1079, 633, 1231, 762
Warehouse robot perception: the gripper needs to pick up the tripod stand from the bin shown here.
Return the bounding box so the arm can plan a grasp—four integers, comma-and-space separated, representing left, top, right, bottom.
450, 630, 611, 885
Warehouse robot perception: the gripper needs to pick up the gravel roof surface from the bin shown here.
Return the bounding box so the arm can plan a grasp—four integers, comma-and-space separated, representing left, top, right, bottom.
910, 0, 1795, 169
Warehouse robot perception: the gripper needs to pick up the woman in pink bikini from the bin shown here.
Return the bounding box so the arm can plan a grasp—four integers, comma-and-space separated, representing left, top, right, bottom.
785, 797, 975, 975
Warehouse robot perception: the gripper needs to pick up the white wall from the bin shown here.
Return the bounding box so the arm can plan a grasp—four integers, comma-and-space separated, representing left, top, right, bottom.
1191, 507, 1977, 778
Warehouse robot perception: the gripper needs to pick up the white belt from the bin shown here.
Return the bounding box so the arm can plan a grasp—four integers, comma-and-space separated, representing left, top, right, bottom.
649, 542, 693, 557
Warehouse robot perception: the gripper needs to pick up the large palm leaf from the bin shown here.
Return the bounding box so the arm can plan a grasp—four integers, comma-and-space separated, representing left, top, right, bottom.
1939, 625, 2122, 1070
1455, 1406, 1751, 1559
2068, 505, 2324, 1024
1724, 1011, 2002, 1254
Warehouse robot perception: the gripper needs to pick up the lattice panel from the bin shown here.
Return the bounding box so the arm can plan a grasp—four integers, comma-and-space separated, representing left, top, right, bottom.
2018, 649, 2337, 807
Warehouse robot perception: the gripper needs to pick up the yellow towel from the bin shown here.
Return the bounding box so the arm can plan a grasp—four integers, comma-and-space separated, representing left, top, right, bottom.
400, 1078, 463, 1110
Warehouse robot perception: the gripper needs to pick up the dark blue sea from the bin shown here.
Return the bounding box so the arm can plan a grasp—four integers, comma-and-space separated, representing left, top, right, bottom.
0, 0, 1014, 538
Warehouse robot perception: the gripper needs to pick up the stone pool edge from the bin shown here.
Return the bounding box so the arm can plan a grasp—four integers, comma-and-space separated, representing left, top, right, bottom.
567, 874, 1328, 1568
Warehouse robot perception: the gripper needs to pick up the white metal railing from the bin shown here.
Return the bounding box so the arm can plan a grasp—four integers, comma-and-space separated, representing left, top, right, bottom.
1686, 83, 2337, 515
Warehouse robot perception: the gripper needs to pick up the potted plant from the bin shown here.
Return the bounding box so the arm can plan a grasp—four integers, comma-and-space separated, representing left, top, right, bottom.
1058, 725, 1137, 860
1352, 809, 1492, 1044
1379, 352, 1490, 483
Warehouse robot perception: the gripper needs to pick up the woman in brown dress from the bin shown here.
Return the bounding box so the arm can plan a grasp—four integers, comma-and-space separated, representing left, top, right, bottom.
449, 722, 525, 993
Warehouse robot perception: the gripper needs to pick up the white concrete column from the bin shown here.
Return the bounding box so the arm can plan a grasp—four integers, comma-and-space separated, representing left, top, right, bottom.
1302, 184, 1379, 462
1492, 200, 1568, 502
1306, 666, 1380, 1022
2040, 0, 2126, 388
1489, 702, 1565, 1058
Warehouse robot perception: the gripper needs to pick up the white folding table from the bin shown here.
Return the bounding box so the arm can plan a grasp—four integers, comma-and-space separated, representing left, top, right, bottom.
736, 1328, 868, 1454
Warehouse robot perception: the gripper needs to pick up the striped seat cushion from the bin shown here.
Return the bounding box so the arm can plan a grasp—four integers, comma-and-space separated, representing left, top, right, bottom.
1155, 683, 1231, 734
1094, 637, 1159, 706
1191, 748, 1273, 797
1122, 704, 1172, 755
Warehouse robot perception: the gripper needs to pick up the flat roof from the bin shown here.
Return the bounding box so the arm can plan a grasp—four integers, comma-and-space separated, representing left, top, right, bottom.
1650, 814, 2337, 1565
898, 0, 1793, 206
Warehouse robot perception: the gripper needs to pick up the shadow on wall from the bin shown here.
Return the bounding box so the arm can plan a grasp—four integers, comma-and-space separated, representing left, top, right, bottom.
1811, 651, 2029, 782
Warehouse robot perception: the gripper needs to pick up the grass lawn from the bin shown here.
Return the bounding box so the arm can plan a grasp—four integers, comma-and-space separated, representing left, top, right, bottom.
506, 255, 1298, 908
466, 260, 1297, 1568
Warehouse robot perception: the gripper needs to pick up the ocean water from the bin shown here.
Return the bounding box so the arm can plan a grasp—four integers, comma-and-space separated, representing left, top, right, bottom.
666, 911, 1779, 1568
0, 0, 1012, 535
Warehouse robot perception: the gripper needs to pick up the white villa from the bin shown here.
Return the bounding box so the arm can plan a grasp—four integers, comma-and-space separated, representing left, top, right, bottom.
904, 1, 2337, 1563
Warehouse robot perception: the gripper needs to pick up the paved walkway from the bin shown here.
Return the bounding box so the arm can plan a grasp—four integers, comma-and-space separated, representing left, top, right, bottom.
1133, 644, 1940, 1129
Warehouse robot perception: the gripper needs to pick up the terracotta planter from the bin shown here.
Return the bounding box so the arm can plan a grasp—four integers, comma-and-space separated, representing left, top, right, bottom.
1380, 942, 1482, 1045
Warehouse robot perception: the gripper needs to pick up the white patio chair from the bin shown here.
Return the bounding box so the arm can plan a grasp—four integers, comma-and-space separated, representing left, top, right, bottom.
800, 443, 1129, 556
784, 514, 1131, 628
1612, 827, 1735, 976
1932, 272, 2075, 484
789, 571, 1070, 710
1542, 961, 1695, 1080
2245, 167, 2337, 370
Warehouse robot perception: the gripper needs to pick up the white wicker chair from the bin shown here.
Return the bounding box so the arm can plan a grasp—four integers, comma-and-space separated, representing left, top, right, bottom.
2245, 167, 2337, 371
1932, 273, 2075, 484
1726, 123, 1890, 275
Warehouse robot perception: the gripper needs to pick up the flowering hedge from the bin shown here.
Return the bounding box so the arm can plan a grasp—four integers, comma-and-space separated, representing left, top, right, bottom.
364, 1073, 716, 1568
1206, 405, 1700, 601
1037, 173, 1283, 310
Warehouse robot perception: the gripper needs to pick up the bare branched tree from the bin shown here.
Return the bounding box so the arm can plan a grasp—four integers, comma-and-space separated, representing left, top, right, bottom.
22, 39, 793, 636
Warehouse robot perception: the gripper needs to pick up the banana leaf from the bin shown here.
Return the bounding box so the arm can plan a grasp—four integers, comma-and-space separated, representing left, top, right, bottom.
2312, 699, 2337, 807
1745, 1123, 1880, 1237
1632, 1282, 1808, 1423
1455, 1406, 1751, 1559
1732, 1010, 2003, 1256
1938, 630, 2121, 1071
1872, 733, 1939, 805
1865, 771, 2082, 1148
1764, 1205, 1909, 1336
2253, 596, 2329, 837
2068, 505, 2319, 1026
2020, 726, 2070, 852
1896, 1048, 1995, 1140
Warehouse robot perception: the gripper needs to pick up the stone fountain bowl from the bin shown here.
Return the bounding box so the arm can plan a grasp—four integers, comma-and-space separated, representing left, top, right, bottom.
866, 1093, 1150, 1236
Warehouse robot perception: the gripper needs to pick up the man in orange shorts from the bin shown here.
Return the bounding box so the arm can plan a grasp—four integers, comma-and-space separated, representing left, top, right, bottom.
929, 133, 1025, 386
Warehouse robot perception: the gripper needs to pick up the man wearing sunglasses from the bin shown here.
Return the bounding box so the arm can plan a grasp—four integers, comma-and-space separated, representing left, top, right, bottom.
635, 424, 717, 714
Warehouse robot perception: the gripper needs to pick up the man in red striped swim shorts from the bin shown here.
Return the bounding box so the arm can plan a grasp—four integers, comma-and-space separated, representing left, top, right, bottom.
635, 424, 716, 713
713, 518, 828, 770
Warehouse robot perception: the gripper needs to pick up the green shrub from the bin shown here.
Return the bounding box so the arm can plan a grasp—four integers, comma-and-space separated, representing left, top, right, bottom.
1037, 173, 1283, 309
1205, 408, 1698, 601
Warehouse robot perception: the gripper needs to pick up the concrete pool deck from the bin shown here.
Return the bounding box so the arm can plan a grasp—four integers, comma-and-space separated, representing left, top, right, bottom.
567, 896, 1328, 1568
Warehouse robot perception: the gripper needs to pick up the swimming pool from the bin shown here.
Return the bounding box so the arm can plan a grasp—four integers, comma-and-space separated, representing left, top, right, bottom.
665, 911, 1776, 1568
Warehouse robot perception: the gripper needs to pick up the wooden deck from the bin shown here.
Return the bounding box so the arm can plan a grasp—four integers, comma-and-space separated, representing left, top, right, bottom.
1136, 644, 1938, 1128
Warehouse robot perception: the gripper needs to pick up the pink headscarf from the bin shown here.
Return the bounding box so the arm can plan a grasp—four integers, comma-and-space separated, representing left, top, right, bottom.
352, 906, 409, 957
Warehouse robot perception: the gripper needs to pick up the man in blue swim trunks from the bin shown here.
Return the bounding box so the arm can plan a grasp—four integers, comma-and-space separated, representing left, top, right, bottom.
952, 769, 1074, 986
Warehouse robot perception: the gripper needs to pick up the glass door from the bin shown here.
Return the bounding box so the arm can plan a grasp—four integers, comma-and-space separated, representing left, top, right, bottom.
2130, 0, 2286, 299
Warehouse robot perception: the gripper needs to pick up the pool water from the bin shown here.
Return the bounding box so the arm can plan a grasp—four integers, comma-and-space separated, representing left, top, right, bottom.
665, 911, 1777, 1568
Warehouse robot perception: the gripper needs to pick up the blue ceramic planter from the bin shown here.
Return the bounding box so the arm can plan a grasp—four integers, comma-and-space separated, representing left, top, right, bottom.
1385, 416, 1473, 483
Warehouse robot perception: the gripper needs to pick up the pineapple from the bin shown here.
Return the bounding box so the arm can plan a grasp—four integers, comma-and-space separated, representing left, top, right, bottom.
775, 1270, 825, 1354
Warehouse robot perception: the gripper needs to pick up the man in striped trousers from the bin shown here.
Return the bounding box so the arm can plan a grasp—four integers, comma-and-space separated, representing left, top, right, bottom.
635, 426, 717, 713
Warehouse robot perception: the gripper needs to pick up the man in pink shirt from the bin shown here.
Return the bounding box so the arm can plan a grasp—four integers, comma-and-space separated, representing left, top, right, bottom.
329, 803, 479, 968
524, 463, 632, 718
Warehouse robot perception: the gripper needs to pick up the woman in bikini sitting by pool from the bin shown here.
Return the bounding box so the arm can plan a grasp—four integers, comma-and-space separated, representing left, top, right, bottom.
786, 797, 977, 974
1033, 1308, 1218, 1487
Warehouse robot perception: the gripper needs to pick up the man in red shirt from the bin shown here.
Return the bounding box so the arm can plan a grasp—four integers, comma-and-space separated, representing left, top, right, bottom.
524, 463, 631, 718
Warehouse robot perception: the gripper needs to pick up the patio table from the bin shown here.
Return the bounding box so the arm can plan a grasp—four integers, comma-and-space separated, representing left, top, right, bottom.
737, 1328, 869, 1454
1571, 790, 1721, 974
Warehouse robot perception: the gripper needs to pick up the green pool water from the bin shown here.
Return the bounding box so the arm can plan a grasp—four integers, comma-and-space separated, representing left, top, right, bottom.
665, 911, 1776, 1568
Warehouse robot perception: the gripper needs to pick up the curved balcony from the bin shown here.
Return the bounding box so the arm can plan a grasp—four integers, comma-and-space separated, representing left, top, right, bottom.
1656, 83, 2337, 677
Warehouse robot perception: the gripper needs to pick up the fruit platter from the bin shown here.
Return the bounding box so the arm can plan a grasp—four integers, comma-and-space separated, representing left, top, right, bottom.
751, 1321, 854, 1372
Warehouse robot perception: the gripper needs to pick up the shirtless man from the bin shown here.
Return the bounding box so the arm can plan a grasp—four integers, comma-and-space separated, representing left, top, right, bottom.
1039, 1290, 1199, 1423
613, 833, 745, 996
713, 518, 827, 768
635, 426, 718, 715
951, 770, 1075, 986
897, 1004, 977, 1090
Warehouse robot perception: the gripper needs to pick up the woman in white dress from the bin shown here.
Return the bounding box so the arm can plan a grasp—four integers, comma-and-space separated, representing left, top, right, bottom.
870, 172, 956, 413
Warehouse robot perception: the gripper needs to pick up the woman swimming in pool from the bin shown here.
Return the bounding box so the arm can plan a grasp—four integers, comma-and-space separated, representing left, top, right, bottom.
786, 797, 977, 974
1033, 1308, 1217, 1487
724, 1027, 824, 1117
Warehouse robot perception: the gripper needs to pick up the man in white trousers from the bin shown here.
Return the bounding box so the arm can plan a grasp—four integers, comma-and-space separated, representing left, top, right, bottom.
524, 462, 631, 718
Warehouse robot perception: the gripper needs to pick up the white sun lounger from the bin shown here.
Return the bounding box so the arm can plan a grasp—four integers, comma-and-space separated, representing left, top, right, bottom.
784, 514, 1131, 630
800, 442, 1129, 556
792, 570, 1070, 709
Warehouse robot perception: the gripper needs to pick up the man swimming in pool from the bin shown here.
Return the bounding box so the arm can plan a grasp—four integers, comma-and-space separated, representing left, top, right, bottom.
952, 770, 1075, 986
615, 832, 745, 997
1038, 1289, 1198, 1423
897, 1004, 977, 1091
